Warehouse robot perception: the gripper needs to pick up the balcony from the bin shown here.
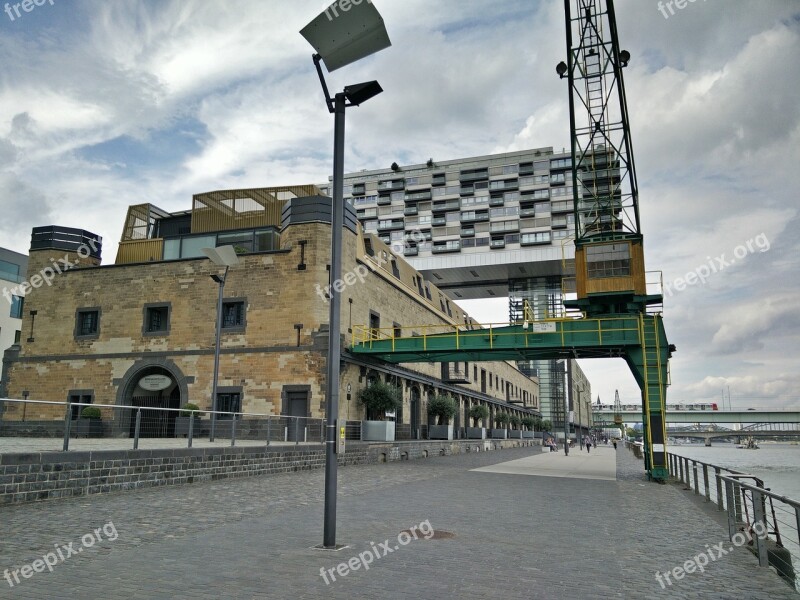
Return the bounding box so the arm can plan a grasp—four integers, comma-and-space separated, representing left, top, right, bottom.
520, 207, 536, 218
378, 179, 404, 192
489, 196, 504, 207
459, 185, 474, 196
377, 196, 392, 206
490, 238, 505, 249
431, 216, 447, 227
377, 220, 405, 232
460, 211, 489, 223
459, 169, 489, 183
404, 190, 432, 202
432, 241, 461, 254
489, 179, 518, 192
490, 220, 519, 234
432, 174, 446, 186
460, 227, 475, 237
404, 245, 418, 257
443, 365, 470, 384
404, 206, 418, 216
432, 199, 460, 213
352, 184, 366, 195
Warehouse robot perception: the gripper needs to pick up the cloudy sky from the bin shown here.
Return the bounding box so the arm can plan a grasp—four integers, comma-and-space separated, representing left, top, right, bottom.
1, 0, 798, 410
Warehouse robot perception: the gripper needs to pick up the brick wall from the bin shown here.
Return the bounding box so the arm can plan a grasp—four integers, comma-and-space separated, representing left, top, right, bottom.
0, 439, 536, 505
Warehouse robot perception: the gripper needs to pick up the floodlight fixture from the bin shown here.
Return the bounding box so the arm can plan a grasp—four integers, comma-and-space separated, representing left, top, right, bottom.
343, 80, 383, 106
619, 49, 630, 67
556, 61, 568, 78
201, 245, 240, 267
300, 0, 391, 72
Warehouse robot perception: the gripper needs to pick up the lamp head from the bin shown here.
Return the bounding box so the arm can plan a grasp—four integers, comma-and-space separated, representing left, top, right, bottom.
343, 80, 383, 105
201, 245, 240, 267
556, 61, 568, 78
619, 50, 630, 67
300, 0, 391, 72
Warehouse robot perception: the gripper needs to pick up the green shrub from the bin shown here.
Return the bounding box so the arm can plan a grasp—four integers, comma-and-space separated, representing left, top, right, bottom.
427, 394, 457, 425
509, 414, 521, 428
358, 381, 402, 420
521, 416, 535, 430
495, 412, 510, 426
541, 419, 552, 432
469, 404, 489, 427
180, 403, 203, 417
80, 406, 102, 420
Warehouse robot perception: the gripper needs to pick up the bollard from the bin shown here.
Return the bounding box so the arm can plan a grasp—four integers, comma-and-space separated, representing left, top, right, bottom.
134, 409, 142, 450
62, 403, 72, 451
751, 488, 769, 567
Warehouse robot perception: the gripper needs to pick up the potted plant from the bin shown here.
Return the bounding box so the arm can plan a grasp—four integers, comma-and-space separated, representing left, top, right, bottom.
509, 414, 522, 438
427, 394, 456, 440
491, 412, 509, 439
175, 403, 204, 437
75, 406, 103, 438
466, 404, 489, 439
359, 381, 401, 441
521, 416, 535, 439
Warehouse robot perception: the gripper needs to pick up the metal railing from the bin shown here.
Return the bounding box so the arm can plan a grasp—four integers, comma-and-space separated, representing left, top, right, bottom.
668, 452, 799, 591
0, 399, 326, 452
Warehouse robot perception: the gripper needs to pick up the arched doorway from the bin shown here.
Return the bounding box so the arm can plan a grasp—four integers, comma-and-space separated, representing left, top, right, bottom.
116, 361, 188, 438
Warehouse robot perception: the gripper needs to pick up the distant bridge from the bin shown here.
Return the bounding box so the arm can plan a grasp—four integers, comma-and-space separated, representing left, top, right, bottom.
593, 409, 800, 425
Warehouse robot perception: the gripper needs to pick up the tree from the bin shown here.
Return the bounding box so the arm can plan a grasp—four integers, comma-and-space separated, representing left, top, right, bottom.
521, 416, 535, 431
495, 412, 510, 428
358, 381, 401, 421
509, 414, 521, 430
533, 416, 544, 431
541, 419, 552, 432
469, 404, 489, 427
427, 394, 457, 425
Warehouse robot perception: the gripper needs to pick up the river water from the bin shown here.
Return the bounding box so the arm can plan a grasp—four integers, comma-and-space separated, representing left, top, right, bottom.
670, 442, 800, 500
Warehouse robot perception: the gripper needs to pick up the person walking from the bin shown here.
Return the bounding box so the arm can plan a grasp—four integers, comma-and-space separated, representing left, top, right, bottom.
585, 438, 591, 453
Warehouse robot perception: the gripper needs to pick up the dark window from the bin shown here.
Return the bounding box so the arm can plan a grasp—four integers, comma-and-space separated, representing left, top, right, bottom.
76, 309, 100, 337
216, 393, 241, 417
222, 301, 245, 329
144, 304, 170, 334
369, 311, 380, 340
393, 323, 402, 339
10, 295, 23, 319
390, 260, 400, 278
69, 392, 93, 420
586, 243, 631, 278
14, 330, 21, 344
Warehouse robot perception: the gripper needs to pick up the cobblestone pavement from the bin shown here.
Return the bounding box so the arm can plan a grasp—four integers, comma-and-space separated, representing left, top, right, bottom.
0, 445, 796, 599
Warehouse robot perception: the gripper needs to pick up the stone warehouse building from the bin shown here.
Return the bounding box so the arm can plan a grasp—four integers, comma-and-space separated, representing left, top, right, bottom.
0, 185, 540, 439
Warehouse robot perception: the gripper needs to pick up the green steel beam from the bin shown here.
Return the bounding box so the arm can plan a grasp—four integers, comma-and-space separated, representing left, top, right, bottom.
352, 314, 671, 481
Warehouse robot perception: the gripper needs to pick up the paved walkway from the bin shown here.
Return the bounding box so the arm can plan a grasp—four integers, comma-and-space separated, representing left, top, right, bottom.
0, 445, 796, 599
473, 444, 616, 480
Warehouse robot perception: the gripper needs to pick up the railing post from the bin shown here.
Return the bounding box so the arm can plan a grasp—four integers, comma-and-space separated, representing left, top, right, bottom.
733, 481, 743, 523
693, 462, 699, 495
231, 415, 237, 447
678, 456, 684, 483
187, 412, 194, 448
703, 464, 710, 502
715, 467, 723, 509
304, 426, 308, 443
266, 416, 271, 448
134, 408, 142, 450
62, 402, 72, 451
725, 479, 737, 539
295, 418, 300, 446
751, 488, 769, 567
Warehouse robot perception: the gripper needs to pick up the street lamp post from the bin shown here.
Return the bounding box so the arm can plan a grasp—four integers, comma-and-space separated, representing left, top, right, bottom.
201, 245, 240, 442
301, 2, 391, 550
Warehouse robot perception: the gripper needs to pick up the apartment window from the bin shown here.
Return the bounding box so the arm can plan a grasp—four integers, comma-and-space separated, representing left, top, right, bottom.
550, 158, 572, 169
521, 232, 552, 245
14, 330, 21, 344
0, 260, 21, 283
143, 303, 170, 335
75, 308, 100, 338
550, 173, 566, 185
502, 164, 519, 175
586, 243, 631, 278
9, 295, 23, 319
222, 299, 246, 330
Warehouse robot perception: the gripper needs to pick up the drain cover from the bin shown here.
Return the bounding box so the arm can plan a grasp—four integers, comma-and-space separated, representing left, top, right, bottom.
400, 529, 455, 540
